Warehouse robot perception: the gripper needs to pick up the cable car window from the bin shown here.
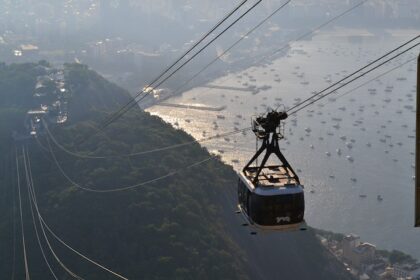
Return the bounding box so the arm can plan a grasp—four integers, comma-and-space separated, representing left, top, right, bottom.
250, 192, 304, 225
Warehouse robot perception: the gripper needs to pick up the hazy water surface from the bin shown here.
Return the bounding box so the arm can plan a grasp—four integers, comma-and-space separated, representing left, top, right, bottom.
147, 29, 420, 258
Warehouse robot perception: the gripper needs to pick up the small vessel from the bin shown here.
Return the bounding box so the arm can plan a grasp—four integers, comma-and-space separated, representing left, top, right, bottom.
377, 195, 383, 201
359, 194, 367, 198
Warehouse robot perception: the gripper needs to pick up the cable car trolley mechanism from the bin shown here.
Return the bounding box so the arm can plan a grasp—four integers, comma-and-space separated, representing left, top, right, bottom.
237, 109, 306, 231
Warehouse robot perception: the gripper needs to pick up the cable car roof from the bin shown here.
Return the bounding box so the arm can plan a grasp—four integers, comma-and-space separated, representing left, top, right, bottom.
239, 166, 303, 196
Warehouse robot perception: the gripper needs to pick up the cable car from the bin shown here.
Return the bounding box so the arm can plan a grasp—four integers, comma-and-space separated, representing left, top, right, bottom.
237, 110, 305, 231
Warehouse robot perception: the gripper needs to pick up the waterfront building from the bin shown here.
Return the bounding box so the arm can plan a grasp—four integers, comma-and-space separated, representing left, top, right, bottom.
342, 234, 376, 268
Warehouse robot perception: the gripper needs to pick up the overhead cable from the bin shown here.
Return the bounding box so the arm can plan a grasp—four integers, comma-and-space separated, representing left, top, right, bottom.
287, 35, 420, 113
10, 150, 18, 280
25, 148, 127, 280
326, 56, 417, 105
46, 0, 366, 159
24, 147, 84, 280
15, 147, 31, 280
44, 119, 249, 159
170, 0, 367, 96
98, 0, 249, 130
22, 147, 59, 280
43, 136, 216, 192
99, 0, 263, 132
288, 39, 420, 115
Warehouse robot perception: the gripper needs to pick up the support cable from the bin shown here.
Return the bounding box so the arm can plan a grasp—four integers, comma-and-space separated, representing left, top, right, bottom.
44, 39, 419, 168
287, 35, 420, 114
97, 0, 249, 131
25, 147, 127, 280
170, 0, 366, 97
44, 136, 215, 193
169, 0, 369, 100
99, 0, 263, 132
10, 150, 17, 280
22, 147, 59, 280
325, 56, 417, 105
15, 147, 30, 280
288, 41, 420, 115
45, 0, 366, 159
25, 148, 84, 280
28, 188, 84, 279
44, 119, 248, 159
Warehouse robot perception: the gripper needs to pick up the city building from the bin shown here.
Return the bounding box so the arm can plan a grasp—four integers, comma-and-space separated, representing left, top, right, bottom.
342, 234, 376, 268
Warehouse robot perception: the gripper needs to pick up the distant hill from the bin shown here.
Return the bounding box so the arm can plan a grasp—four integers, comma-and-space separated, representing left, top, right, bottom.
0, 62, 354, 280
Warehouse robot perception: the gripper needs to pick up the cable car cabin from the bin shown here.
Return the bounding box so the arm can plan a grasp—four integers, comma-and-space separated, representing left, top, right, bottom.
238, 166, 305, 231
237, 109, 305, 231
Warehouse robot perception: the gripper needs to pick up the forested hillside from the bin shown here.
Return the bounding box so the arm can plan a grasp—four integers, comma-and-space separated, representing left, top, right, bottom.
0, 62, 354, 279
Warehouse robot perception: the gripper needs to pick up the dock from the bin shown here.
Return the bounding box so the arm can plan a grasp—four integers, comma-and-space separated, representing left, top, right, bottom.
157, 103, 226, 111
201, 84, 255, 92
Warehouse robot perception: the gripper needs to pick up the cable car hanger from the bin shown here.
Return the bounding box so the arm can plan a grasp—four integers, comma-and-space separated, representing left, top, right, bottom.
238, 109, 305, 231
244, 110, 300, 185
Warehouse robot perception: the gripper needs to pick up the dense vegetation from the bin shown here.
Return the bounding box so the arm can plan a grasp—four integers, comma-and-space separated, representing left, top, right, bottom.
0, 62, 354, 279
